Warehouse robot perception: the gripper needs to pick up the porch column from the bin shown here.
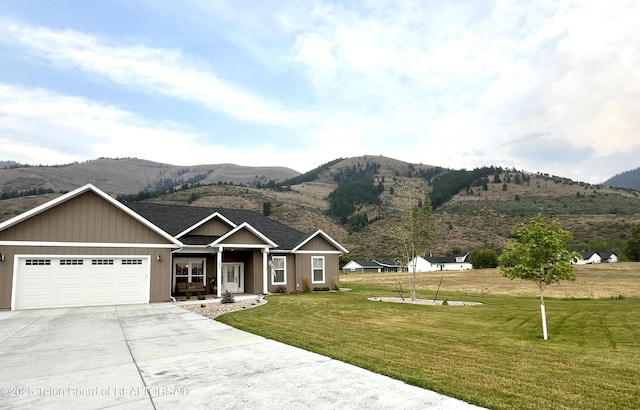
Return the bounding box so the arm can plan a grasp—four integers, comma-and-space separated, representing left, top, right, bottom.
217, 246, 223, 298
262, 248, 268, 294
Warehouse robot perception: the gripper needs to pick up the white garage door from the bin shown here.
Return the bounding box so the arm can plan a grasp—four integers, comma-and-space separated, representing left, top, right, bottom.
13, 256, 150, 310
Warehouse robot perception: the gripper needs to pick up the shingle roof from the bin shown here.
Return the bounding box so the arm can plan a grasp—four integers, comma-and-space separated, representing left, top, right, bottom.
181, 235, 221, 245
353, 260, 381, 268
372, 259, 400, 267
424, 253, 470, 264
599, 252, 616, 260
579, 251, 599, 259
124, 202, 309, 250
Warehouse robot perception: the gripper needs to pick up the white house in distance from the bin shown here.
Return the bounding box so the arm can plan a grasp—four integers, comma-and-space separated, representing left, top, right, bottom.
342, 260, 383, 273
406, 253, 473, 272
342, 259, 402, 273
572, 251, 618, 265
601, 252, 619, 263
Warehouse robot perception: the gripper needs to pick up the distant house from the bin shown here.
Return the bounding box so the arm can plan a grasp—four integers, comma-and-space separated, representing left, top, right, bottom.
342, 259, 402, 273
405, 253, 473, 272
600, 252, 618, 263
573, 251, 618, 264
342, 260, 383, 273
372, 259, 402, 272
573, 251, 602, 265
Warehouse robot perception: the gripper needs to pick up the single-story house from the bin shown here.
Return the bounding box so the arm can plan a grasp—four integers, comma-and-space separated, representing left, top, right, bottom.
0, 184, 348, 310
372, 259, 402, 272
406, 253, 473, 272
599, 252, 618, 263
572, 251, 618, 264
341, 259, 402, 274
342, 260, 383, 273
572, 251, 602, 265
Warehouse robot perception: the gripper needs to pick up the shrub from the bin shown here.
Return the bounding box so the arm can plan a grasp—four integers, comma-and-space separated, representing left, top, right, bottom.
303, 276, 310, 293
332, 277, 340, 291
185, 292, 191, 300
221, 290, 235, 304
274, 286, 287, 294
470, 248, 498, 269
197, 292, 205, 300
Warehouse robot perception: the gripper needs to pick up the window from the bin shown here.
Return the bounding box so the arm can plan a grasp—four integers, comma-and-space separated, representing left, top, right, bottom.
92, 259, 114, 265
174, 258, 205, 289
271, 256, 286, 285
312, 256, 325, 284
122, 259, 143, 265
60, 259, 83, 266
25, 259, 51, 266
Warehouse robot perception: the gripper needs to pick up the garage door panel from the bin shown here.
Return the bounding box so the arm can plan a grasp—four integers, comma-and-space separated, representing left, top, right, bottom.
14, 256, 150, 310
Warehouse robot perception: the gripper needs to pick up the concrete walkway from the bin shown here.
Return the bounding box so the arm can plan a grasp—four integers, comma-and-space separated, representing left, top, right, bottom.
0, 303, 484, 409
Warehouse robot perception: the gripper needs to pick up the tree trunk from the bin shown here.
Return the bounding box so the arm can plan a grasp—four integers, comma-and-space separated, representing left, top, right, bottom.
539, 288, 548, 340
410, 257, 417, 301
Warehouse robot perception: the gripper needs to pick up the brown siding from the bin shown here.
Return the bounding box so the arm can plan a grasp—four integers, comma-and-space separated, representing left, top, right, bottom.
221, 228, 266, 245
325, 254, 340, 290
190, 219, 232, 236
295, 254, 311, 291
298, 235, 339, 252
0, 191, 170, 244
205, 255, 218, 294
294, 253, 340, 291
268, 254, 297, 293
0, 191, 179, 309
0, 245, 173, 309
244, 250, 262, 294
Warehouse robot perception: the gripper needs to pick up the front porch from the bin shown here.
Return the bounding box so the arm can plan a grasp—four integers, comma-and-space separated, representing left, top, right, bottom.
171, 246, 271, 298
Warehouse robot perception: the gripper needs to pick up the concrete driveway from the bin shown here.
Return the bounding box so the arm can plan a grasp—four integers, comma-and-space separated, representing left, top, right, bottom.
0, 303, 484, 409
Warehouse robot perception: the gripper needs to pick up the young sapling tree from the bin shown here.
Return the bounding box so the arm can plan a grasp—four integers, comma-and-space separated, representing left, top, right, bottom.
498, 213, 578, 340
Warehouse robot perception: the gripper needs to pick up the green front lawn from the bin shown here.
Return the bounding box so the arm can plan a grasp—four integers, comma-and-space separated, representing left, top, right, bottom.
217, 285, 640, 410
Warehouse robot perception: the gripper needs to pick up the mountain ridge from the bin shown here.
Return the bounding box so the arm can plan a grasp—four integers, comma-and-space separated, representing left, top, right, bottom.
2, 156, 639, 260
603, 167, 640, 191
0, 157, 300, 196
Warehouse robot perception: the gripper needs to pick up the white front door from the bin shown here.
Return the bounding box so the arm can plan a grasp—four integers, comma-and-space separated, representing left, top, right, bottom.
222, 263, 244, 293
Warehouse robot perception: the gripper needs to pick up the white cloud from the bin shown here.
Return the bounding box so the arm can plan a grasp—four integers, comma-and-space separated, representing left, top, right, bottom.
0, 20, 308, 127
0, 84, 205, 164
0, 0, 638, 184
0, 84, 321, 172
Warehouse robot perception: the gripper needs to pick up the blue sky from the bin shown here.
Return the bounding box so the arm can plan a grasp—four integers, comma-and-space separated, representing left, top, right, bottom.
0, 1, 638, 183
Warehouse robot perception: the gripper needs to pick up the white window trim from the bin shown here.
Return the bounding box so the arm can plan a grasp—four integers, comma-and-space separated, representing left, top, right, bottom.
173, 258, 206, 289
271, 256, 287, 285
311, 256, 325, 284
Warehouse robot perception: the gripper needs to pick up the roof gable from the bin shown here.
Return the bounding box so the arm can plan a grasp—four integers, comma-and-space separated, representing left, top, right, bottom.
292, 229, 349, 254
0, 184, 181, 246
125, 202, 310, 250
176, 212, 236, 238
211, 222, 277, 248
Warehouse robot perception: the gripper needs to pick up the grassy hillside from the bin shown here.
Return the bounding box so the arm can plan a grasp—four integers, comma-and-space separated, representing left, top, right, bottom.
141, 158, 640, 260
2, 155, 639, 261
0, 158, 299, 196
